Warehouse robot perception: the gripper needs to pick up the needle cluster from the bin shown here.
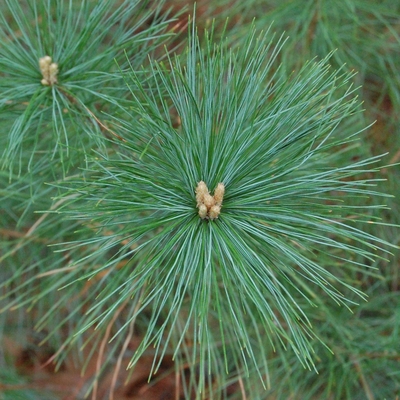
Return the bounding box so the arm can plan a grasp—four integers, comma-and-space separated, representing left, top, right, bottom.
0, 0, 173, 173
38, 25, 393, 396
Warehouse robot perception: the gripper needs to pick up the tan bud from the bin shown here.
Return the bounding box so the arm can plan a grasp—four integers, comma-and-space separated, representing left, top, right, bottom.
49, 63, 58, 84
203, 193, 215, 209
198, 204, 208, 219
39, 56, 51, 69
49, 63, 58, 74
208, 205, 221, 220
214, 183, 225, 205
196, 181, 209, 206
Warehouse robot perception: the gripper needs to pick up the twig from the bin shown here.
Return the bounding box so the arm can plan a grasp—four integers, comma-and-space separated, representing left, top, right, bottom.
351, 356, 374, 400
26, 194, 78, 237
109, 285, 145, 400
1, 194, 78, 263
175, 369, 180, 400
238, 376, 247, 400
92, 298, 130, 400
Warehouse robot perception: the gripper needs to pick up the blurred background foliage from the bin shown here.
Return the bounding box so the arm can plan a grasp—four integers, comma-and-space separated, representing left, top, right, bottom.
0, 0, 399, 399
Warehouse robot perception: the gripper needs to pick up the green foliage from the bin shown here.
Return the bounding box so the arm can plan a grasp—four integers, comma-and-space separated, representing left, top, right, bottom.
0, 1, 399, 399
0, 0, 172, 174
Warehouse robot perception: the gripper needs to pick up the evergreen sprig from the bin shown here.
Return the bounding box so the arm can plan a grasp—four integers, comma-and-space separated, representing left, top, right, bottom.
1, 2, 398, 398
40, 24, 394, 395
0, 0, 173, 174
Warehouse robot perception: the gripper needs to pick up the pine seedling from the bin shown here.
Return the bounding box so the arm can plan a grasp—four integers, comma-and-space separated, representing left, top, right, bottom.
24, 22, 392, 398
0, 0, 174, 174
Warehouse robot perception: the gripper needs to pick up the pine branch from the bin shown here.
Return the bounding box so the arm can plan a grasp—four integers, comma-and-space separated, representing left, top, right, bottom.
39, 23, 395, 395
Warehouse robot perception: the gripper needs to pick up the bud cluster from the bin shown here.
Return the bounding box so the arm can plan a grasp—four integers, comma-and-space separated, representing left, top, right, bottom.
39, 56, 58, 86
195, 181, 225, 220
